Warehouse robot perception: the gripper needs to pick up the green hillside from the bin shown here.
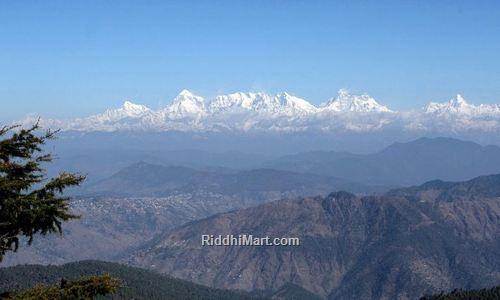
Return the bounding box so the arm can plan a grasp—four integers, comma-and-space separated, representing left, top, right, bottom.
0, 260, 262, 300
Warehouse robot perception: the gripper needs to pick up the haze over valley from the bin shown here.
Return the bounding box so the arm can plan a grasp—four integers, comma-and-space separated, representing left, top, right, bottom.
2, 134, 500, 299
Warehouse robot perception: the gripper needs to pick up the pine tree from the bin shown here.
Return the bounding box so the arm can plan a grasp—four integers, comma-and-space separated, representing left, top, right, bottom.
0, 122, 84, 260
0, 122, 120, 299
8, 274, 120, 300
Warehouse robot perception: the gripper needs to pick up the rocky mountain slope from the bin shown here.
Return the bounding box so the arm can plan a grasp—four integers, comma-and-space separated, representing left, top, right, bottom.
128, 175, 500, 299
1, 195, 234, 266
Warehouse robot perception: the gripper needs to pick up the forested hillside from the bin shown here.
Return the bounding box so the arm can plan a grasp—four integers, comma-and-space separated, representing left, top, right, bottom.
420, 286, 500, 300
0, 260, 261, 300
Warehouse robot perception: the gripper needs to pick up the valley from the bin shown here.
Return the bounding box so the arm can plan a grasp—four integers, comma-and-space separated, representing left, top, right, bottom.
2, 137, 500, 299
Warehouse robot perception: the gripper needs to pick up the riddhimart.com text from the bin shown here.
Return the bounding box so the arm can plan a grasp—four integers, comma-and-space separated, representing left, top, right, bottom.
201, 234, 300, 246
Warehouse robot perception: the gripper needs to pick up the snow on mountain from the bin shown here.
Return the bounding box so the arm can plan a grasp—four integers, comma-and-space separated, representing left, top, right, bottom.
424, 94, 474, 115
425, 94, 500, 116
70, 101, 156, 131
95, 101, 152, 121
207, 92, 317, 116
208, 92, 266, 114
404, 94, 500, 133
275, 92, 318, 115
320, 89, 392, 113
23, 100, 156, 132
18, 89, 500, 133
161, 89, 206, 119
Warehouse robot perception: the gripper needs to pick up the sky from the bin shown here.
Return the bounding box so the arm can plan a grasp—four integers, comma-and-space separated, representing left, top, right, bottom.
1, 1, 500, 121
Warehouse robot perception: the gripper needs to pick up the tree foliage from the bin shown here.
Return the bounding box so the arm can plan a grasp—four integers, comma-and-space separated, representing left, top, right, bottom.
1, 274, 120, 300
0, 123, 120, 299
420, 286, 500, 300
0, 123, 85, 260
0, 260, 259, 300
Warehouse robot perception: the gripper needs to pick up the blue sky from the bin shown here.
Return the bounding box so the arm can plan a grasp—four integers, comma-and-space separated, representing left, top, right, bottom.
1, 1, 500, 121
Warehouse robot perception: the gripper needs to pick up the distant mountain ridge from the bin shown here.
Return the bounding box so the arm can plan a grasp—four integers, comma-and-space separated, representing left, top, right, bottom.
128, 174, 500, 299
22, 89, 500, 134
43, 148, 272, 184
266, 137, 500, 185
61, 136, 500, 190
388, 173, 500, 201
82, 162, 377, 197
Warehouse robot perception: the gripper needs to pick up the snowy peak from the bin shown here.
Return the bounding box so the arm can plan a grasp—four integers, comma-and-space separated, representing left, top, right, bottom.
176, 89, 198, 99
424, 94, 473, 115
320, 89, 392, 113
171, 89, 204, 105
164, 90, 206, 118
208, 92, 263, 113
94, 101, 151, 122
275, 92, 318, 115
246, 92, 316, 116
455, 94, 468, 105
208, 92, 316, 116
121, 101, 151, 116
424, 94, 500, 116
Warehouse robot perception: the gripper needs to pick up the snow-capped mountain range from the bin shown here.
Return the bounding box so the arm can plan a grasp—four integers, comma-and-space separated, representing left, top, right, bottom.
22, 89, 500, 133
320, 89, 391, 113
